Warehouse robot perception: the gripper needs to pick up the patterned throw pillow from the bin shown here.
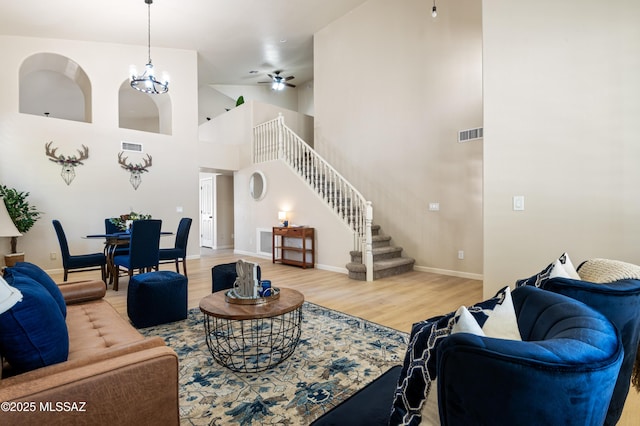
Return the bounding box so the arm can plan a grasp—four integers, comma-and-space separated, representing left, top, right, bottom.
389, 286, 520, 426
516, 252, 579, 288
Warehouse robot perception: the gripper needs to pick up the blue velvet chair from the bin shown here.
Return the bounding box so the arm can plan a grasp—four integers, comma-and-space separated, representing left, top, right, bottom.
437, 286, 622, 426
542, 275, 640, 426
112, 219, 162, 291
158, 218, 192, 276
311, 286, 623, 426
52, 219, 107, 284
105, 218, 129, 256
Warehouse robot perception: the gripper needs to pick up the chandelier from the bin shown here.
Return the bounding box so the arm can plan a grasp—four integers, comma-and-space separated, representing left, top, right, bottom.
130, 0, 169, 94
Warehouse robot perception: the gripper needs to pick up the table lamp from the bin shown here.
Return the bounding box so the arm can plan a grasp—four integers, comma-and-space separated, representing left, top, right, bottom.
0, 276, 22, 314
278, 211, 288, 227
0, 197, 22, 253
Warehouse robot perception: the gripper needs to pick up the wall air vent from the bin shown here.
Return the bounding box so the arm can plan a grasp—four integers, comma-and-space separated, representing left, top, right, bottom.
458, 127, 484, 143
121, 141, 143, 152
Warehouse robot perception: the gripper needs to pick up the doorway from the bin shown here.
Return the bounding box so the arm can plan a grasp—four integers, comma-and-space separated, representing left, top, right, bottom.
199, 170, 234, 251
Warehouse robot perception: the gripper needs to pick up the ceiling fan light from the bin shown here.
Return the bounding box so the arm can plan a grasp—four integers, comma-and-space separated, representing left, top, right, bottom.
432, 6, 437, 18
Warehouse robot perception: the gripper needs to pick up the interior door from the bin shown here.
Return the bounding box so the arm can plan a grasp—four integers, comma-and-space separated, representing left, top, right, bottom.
200, 177, 214, 248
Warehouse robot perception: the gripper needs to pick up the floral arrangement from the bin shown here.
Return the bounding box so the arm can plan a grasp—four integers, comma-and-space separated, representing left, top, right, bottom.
109, 211, 152, 231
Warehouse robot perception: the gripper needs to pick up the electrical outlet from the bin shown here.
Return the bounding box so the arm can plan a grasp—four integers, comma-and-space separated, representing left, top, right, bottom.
458, 250, 464, 260
428, 202, 440, 211
50, 252, 57, 260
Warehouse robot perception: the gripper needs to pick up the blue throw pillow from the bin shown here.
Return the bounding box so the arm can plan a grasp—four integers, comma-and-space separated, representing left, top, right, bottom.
6, 262, 66, 318
0, 274, 69, 373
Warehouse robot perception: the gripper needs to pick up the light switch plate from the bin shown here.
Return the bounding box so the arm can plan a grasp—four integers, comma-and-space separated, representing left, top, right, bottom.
513, 195, 525, 211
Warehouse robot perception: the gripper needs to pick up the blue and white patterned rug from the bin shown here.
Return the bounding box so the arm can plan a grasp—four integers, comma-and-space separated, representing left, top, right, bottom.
140, 302, 409, 425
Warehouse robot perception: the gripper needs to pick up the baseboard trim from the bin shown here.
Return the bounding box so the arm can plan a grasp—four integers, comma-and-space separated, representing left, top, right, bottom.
233, 249, 348, 274
413, 265, 483, 281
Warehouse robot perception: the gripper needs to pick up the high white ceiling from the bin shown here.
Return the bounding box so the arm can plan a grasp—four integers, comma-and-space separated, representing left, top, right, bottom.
0, 0, 369, 87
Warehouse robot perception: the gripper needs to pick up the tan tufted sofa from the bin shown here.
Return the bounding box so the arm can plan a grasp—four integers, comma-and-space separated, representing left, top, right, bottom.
0, 279, 179, 426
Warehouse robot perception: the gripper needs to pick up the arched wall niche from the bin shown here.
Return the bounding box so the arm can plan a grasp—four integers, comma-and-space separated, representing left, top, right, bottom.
19, 52, 92, 123
118, 80, 172, 135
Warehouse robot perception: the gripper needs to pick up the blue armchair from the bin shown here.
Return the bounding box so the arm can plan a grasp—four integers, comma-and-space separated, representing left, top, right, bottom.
542, 275, 640, 426
112, 219, 162, 291
437, 286, 623, 426
158, 217, 192, 276
52, 219, 107, 283
311, 286, 623, 426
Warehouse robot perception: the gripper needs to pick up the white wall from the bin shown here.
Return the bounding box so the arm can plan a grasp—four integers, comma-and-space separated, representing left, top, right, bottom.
482, 0, 640, 297
314, 0, 483, 277
234, 160, 354, 272
0, 35, 201, 270
200, 84, 299, 122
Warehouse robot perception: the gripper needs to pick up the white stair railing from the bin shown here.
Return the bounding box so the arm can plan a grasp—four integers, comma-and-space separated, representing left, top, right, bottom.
253, 114, 374, 281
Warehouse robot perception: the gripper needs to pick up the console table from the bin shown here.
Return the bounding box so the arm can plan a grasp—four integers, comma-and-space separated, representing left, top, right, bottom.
272, 226, 315, 268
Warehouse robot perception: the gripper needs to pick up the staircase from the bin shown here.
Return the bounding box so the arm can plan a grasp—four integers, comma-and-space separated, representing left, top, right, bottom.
346, 225, 415, 280
253, 114, 414, 281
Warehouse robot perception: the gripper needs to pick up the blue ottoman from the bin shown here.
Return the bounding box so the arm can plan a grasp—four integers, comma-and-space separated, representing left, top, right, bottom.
211, 262, 237, 293
127, 271, 188, 328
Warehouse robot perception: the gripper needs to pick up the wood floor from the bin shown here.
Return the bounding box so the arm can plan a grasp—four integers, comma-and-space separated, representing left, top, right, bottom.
48, 248, 640, 425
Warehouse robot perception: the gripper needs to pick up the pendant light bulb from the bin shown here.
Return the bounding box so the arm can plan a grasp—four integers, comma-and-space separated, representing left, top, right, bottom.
432, 5, 437, 18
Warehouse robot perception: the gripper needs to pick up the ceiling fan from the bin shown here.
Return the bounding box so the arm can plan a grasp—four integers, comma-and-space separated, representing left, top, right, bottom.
259, 70, 296, 90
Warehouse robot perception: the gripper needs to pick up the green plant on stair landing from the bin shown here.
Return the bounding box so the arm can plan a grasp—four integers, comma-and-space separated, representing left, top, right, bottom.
0, 185, 42, 254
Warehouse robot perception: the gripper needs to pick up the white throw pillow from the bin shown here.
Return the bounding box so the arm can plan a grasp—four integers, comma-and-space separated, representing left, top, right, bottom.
418, 287, 521, 425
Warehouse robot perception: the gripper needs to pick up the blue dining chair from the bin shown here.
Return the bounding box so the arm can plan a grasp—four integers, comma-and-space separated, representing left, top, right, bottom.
112, 219, 162, 291
52, 220, 107, 284
105, 218, 129, 256
159, 218, 192, 277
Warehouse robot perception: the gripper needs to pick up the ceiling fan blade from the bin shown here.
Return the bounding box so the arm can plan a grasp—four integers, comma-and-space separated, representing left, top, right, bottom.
258, 81, 271, 84
267, 74, 274, 79
284, 76, 295, 81
285, 83, 296, 88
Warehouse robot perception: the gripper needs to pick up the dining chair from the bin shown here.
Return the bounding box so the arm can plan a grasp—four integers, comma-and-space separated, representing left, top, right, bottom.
52, 219, 107, 284
158, 218, 192, 277
104, 218, 129, 256
112, 219, 162, 291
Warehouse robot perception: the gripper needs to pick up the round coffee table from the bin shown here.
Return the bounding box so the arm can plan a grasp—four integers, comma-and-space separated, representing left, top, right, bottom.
199, 287, 304, 372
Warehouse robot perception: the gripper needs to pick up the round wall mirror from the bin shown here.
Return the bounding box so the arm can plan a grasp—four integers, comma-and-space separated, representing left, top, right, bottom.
249, 171, 267, 201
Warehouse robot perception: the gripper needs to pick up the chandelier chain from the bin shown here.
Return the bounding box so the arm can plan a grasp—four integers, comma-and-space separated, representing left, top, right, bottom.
147, 1, 151, 64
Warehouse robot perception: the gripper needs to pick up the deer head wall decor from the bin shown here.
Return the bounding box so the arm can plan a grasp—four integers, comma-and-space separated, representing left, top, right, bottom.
45, 141, 89, 185
118, 152, 152, 190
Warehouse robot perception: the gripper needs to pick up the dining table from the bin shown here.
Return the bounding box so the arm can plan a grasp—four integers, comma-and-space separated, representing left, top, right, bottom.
85, 231, 173, 284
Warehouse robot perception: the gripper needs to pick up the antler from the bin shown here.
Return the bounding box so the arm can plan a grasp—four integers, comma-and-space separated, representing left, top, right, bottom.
142, 154, 152, 169
76, 145, 89, 162
118, 152, 152, 172
45, 141, 60, 162
118, 152, 130, 169
45, 141, 89, 166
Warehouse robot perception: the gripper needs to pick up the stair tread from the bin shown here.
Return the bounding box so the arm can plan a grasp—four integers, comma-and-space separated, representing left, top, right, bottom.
350, 246, 402, 256
346, 256, 414, 272
372, 257, 415, 269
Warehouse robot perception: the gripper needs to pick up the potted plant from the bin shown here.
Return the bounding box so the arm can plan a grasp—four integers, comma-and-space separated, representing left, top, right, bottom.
0, 185, 42, 266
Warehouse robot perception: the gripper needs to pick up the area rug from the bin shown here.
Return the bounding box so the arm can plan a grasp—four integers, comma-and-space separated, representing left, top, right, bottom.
140, 302, 409, 425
